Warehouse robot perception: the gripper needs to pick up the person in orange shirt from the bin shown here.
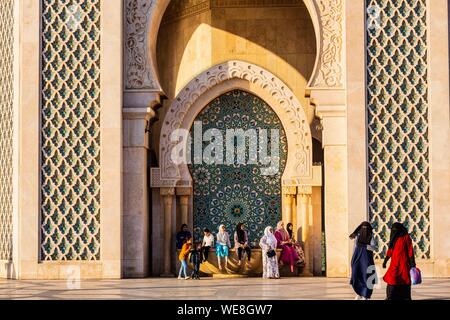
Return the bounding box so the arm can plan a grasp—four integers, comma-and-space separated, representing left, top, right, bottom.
178, 236, 192, 280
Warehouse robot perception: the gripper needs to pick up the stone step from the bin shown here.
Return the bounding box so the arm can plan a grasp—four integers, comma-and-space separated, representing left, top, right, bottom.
212, 273, 249, 279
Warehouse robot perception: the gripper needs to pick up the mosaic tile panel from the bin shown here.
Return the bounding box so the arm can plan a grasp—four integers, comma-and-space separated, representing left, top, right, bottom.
41, 0, 101, 261
0, 0, 14, 261
366, 0, 430, 259
189, 90, 287, 247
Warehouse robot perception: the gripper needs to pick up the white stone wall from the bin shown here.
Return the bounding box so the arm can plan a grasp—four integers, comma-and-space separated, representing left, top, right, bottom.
3, 0, 123, 280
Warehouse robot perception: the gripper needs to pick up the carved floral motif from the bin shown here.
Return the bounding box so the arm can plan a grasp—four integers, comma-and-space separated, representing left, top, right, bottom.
125, 0, 157, 90
124, 0, 345, 92
309, 0, 344, 88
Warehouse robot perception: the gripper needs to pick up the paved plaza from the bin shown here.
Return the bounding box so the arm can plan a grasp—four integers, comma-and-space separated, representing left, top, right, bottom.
0, 278, 449, 300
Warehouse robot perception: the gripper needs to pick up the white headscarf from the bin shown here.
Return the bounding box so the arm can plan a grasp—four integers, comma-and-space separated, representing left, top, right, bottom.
276, 221, 285, 231
264, 226, 277, 249
217, 224, 229, 245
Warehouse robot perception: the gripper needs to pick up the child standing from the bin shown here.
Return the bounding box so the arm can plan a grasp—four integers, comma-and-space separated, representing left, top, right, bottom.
190, 242, 203, 280
202, 228, 214, 262
178, 236, 192, 280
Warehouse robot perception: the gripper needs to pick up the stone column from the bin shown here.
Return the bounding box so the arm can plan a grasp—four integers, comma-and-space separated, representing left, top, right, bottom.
297, 186, 313, 276
282, 186, 297, 225
161, 187, 175, 277
316, 104, 349, 277
176, 187, 192, 231
311, 186, 323, 276
122, 107, 155, 278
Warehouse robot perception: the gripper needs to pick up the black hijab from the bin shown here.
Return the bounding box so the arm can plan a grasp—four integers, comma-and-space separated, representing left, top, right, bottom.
349, 221, 373, 246
286, 223, 293, 239
236, 223, 245, 243
388, 222, 408, 249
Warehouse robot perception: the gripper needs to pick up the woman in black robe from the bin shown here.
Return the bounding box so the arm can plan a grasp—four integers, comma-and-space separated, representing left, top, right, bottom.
349, 221, 378, 300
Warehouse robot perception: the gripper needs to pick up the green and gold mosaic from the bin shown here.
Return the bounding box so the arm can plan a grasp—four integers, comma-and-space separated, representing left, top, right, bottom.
367, 0, 430, 259
41, 0, 101, 261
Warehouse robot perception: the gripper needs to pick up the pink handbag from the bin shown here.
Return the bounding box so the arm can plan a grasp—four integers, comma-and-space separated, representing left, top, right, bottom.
410, 267, 422, 285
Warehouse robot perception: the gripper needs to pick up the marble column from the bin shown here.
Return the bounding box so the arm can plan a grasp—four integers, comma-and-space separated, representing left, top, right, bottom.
297, 186, 313, 276
282, 186, 296, 225
176, 187, 192, 230
161, 187, 175, 277
316, 104, 349, 277
311, 186, 323, 276
122, 107, 155, 278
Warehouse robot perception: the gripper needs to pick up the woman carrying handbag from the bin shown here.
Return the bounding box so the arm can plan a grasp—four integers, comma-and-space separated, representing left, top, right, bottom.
259, 226, 280, 279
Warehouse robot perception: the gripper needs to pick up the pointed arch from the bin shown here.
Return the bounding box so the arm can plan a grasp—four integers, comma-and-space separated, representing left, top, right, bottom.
153, 60, 313, 187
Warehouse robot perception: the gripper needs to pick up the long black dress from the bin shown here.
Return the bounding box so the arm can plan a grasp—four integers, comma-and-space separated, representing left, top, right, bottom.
350, 236, 377, 299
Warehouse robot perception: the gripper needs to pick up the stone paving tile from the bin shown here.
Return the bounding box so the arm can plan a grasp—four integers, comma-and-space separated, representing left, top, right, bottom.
0, 278, 449, 300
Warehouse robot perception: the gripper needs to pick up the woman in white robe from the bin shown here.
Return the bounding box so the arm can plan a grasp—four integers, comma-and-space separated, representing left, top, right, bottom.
259, 226, 280, 279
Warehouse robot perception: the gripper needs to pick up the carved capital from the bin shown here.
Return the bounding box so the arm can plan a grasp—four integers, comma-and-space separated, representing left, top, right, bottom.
315, 104, 346, 119
176, 187, 192, 196
160, 187, 175, 196
123, 107, 156, 121
297, 185, 313, 195
282, 186, 298, 196
150, 168, 192, 188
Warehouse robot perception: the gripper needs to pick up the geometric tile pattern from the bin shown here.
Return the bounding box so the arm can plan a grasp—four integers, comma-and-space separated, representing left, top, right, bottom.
41, 0, 101, 260
366, 0, 430, 259
189, 90, 287, 247
0, 0, 14, 261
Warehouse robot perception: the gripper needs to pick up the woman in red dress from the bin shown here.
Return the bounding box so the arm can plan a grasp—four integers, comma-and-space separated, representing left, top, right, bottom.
382, 222, 416, 300
274, 221, 300, 273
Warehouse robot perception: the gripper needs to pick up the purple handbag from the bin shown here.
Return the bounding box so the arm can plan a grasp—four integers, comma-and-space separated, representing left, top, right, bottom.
410, 267, 422, 285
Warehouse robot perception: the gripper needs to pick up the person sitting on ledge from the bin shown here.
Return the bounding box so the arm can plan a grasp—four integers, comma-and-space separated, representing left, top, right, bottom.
216, 224, 231, 271
234, 223, 252, 269
275, 221, 300, 273
202, 228, 214, 262
286, 223, 305, 267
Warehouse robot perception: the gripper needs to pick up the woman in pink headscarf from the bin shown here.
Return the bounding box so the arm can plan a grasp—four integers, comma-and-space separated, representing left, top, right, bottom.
274, 221, 300, 272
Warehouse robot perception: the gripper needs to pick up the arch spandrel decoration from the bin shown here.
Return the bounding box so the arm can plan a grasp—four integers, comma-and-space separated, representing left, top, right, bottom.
304, 0, 344, 89
153, 60, 313, 187
124, 0, 170, 92
124, 0, 345, 94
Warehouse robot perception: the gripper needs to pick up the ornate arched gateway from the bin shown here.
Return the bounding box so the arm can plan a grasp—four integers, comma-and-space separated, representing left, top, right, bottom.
188, 90, 288, 247
0, 0, 446, 282
151, 60, 320, 275
123, 0, 348, 277
157, 61, 313, 185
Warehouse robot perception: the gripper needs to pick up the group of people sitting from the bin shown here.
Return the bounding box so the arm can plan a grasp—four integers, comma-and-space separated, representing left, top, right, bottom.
177, 219, 418, 300
175, 221, 305, 280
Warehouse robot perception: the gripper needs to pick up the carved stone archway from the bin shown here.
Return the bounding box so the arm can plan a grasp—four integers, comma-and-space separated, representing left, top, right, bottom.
152, 60, 319, 276
152, 60, 313, 188
123, 0, 348, 277
123, 0, 345, 98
